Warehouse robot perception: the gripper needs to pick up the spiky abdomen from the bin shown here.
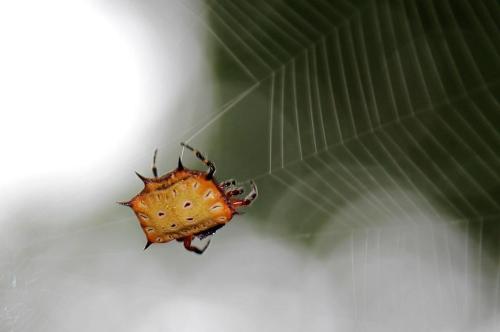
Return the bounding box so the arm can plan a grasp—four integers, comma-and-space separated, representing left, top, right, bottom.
130, 174, 233, 243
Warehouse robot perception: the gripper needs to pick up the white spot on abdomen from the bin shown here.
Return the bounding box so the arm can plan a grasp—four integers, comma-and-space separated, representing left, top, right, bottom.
210, 203, 222, 212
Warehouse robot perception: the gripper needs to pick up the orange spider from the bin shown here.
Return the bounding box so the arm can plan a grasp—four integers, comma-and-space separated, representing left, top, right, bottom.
119, 143, 258, 254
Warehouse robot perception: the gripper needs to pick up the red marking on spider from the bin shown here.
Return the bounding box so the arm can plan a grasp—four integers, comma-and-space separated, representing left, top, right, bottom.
119, 142, 258, 254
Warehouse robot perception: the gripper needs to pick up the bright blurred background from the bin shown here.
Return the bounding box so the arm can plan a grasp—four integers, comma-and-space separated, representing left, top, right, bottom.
1, 0, 499, 331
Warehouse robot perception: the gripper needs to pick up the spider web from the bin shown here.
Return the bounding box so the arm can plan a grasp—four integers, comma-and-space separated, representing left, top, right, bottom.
179, 0, 500, 330
1, 0, 500, 331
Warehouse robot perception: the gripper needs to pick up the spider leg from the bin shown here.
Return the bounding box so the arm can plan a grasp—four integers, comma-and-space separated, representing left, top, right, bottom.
231, 180, 258, 207
183, 235, 211, 255
180, 142, 216, 180
219, 179, 236, 189
225, 187, 244, 197
152, 148, 159, 178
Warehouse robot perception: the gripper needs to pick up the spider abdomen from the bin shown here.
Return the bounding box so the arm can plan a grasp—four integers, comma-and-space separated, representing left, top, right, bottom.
130, 173, 234, 244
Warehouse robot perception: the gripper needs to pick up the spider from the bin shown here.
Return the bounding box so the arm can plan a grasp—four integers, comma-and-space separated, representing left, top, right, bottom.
119, 142, 258, 254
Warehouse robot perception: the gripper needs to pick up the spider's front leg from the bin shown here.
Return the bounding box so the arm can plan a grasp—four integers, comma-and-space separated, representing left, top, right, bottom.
231, 180, 258, 208
225, 187, 244, 197
219, 179, 236, 190
220, 179, 244, 197
181, 142, 216, 179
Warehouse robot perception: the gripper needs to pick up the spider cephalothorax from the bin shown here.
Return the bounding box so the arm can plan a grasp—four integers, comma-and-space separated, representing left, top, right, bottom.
119, 143, 257, 254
